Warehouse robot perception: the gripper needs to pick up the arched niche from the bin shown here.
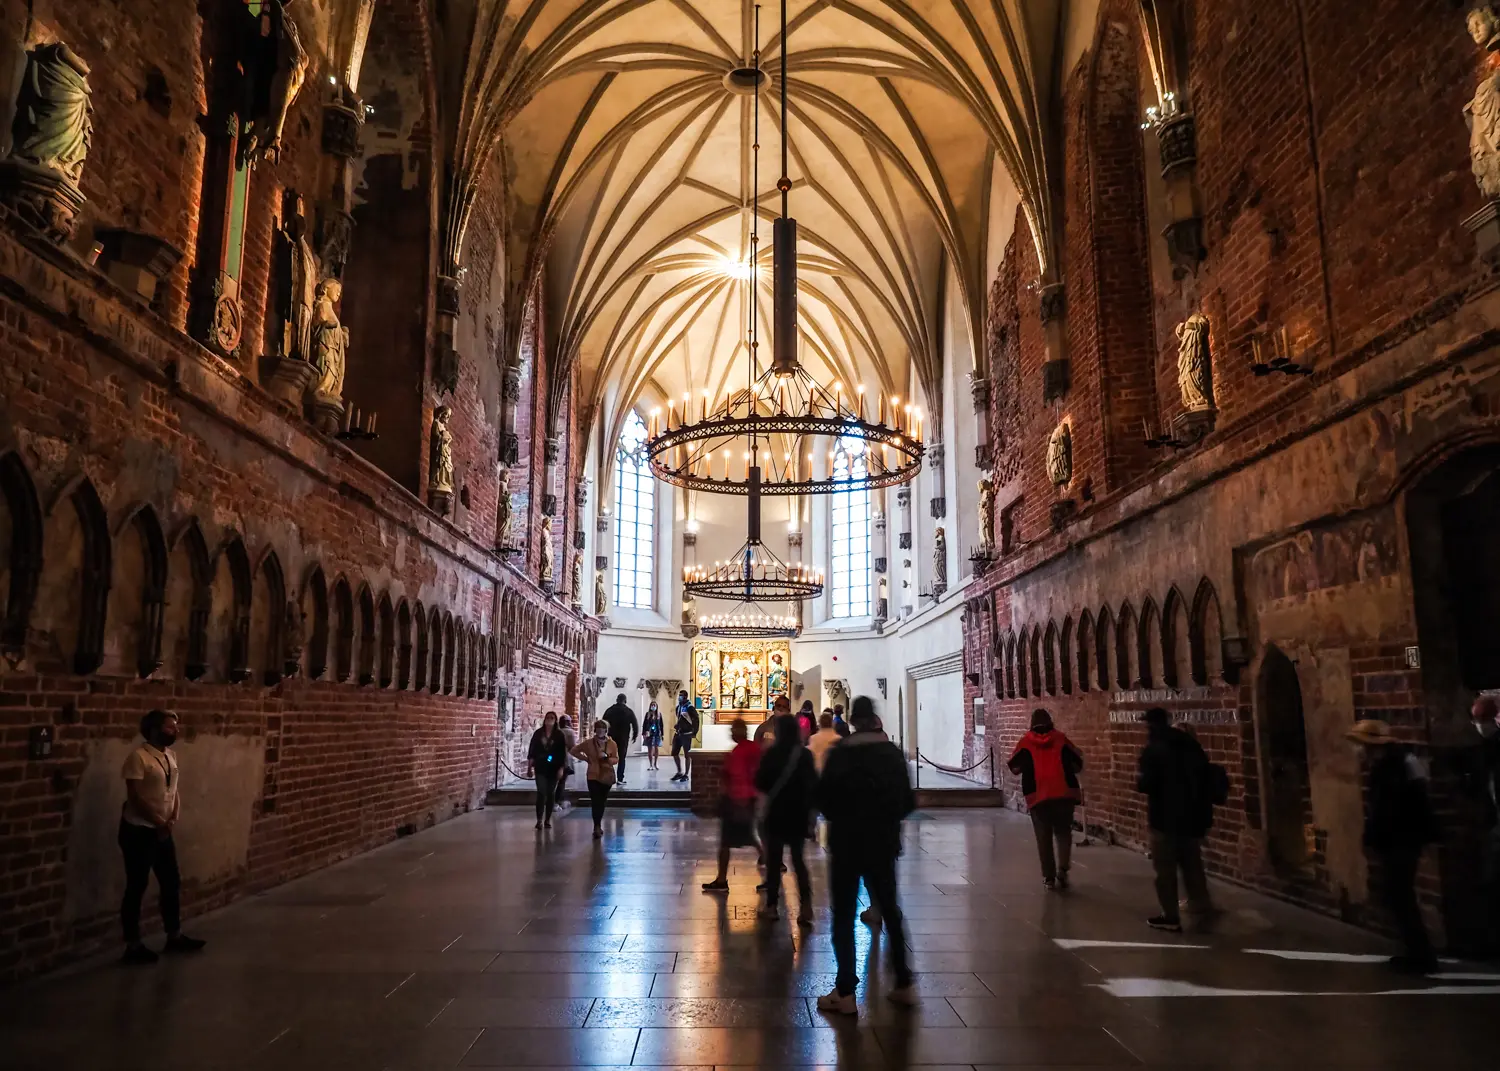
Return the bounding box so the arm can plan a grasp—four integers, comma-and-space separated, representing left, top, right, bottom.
301, 565, 330, 680
1060, 616, 1074, 695
1116, 602, 1138, 689
1190, 578, 1224, 685
101, 505, 167, 678
1043, 620, 1059, 696
1096, 605, 1117, 691
1029, 628, 1042, 698
378, 593, 396, 687
442, 613, 456, 694
395, 599, 413, 689
413, 600, 429, 690
1015, 626, 1029, 697
35, 480, 112, 674
251, 550, 286, 685
331, 576, 355, 682
1138, 597, 1162, 689
1163, 586, 1192, 688
356, 584, 376, 685
455, 619, 469, 697
427, 604, 444, 693
0, 451, 43, 658
164, 521, 212, 680
1076, 610, 1093, 693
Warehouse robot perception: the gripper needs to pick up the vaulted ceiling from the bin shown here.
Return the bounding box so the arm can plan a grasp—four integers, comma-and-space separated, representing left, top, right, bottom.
437, 0, 1082, 445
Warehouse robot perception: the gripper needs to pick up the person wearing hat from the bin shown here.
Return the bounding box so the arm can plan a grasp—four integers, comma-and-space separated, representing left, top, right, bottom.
1348, 717, 1438, 972
1136, 707, 1216, 932
1008, 709, 1085, 890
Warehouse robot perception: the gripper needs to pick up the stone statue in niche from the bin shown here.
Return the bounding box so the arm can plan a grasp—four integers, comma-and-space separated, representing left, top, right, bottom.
595, 569, 608, 615
1468, 66, 1500, 201
1046, 422, 1072, 486
1470, 6, 1500, 52
933, 526, 948, 590
0, 42, 93, 241
238, 0, 309, 167
310, 278, 349, 400
539, 517, 556, 585
681, 590, 698, 626
1175, 311, 1215, 412
429, 405, 454, 495
496, 466, 514, 547
273, 189, 317, 360
570, 551, 584, 606
977, 475, 996, 549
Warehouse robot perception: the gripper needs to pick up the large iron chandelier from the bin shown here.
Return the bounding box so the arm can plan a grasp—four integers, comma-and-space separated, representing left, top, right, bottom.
642, 0, 924, 497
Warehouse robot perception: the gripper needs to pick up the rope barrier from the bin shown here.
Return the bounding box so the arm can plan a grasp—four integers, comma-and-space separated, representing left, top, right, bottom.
496, 753, 535, 782
916, 750, 993, 776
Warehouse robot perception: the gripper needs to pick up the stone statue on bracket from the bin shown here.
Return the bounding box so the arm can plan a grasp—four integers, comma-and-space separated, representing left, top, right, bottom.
977, 475, 996, 550
496, 465, 515, 549
1469, 62, 1500, 201
933, 526, 948, 591
595, 569, 608, 616
308, 278, 349, 432
570, 551, 584, 607
0, 41, 93, 242
428, 405, 454, 513
1046, 422, 1072, 487
263, 189, 319, 405
238, 0, 309, 167
1175, 311, 1215, 413
539, 516, 556, 586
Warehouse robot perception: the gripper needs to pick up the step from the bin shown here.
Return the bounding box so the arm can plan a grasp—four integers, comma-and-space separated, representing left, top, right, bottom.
485, 788, 691, 809
914, 788, 1007, 808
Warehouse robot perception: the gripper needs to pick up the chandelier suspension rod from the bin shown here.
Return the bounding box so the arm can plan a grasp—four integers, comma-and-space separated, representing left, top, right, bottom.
779, 0, 789, 219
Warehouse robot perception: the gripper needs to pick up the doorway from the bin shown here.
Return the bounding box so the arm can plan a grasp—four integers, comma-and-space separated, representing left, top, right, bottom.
1259, 645, 1311, 871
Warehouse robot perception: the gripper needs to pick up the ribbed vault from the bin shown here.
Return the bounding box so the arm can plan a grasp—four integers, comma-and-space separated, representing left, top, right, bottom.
437, 0, 1077, 442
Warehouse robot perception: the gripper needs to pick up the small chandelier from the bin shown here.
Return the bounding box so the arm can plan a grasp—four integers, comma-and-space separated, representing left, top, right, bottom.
684, 468, 823, 601
699, 602, 799, 639
642, 0, 924, 497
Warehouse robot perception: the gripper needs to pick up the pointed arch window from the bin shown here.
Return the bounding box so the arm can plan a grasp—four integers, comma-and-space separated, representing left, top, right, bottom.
613, 409, 655, 609
830, 438, 871, 618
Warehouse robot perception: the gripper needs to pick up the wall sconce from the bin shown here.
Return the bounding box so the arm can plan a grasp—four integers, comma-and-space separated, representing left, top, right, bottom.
1141, 90, 1181, 130
1250, 326, 1314, 377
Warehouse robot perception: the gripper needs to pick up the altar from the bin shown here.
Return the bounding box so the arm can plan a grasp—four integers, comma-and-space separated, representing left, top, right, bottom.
691, 637, 791, 726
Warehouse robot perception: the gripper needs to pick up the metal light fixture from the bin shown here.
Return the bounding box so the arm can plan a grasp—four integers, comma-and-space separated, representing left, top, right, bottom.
699, 602, 799, 639
682, 466, 823, 601
642, 0, 924, 497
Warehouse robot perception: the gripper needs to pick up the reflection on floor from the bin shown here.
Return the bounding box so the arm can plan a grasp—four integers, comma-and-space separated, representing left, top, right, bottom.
6, 808, 1499, 1069
494, 752, 694, 795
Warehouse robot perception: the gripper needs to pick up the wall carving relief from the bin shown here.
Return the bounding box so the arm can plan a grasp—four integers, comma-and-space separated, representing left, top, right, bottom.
1046, 422, 1072, 486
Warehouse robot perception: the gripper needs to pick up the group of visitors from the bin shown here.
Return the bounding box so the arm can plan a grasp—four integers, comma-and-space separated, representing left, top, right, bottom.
701, 694, 918, 1015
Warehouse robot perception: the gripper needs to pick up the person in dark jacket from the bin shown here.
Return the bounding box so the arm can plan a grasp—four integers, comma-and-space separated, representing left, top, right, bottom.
1349, 718, 1438, 972
1136, 707, 1215, 931
601, 694, 639, 786
815, 695, 918, 1015
1008, 709, 1084, 890
527, 711, 567, 829
755, 713, 819, 924
671, 691, 698, 782
1465, 696, 1500, 955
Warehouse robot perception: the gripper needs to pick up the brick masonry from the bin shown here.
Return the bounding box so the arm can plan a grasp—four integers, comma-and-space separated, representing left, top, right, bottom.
965, 0, 1500, 950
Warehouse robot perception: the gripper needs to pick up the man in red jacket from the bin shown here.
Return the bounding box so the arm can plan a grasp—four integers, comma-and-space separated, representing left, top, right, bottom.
1008, 709, 1085, 889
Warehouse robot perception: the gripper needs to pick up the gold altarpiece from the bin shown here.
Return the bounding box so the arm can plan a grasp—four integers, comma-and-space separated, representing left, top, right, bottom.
690, 638, 791, 723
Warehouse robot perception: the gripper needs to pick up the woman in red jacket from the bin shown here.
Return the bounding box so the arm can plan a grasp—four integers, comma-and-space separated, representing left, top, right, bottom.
1008, 709, 1084, 889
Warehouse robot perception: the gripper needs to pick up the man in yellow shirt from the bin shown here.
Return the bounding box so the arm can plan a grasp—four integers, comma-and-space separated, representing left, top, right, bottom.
120, 710, 205, 964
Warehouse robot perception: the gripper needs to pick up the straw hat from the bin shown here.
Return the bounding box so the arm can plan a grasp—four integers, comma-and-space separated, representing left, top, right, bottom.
1346, 718, 1395, 745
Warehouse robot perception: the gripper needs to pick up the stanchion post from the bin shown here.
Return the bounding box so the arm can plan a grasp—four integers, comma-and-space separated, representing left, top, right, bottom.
494, 747, 500, 790
988, 748, 996, 789
914, 751, 920, 790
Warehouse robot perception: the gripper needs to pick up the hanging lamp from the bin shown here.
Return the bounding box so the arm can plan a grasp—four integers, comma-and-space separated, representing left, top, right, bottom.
642, 0, 924, 497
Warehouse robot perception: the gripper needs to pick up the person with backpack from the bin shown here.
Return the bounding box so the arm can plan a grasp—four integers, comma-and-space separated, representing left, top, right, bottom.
701, 718, 762, 891
815, 696, 918, 1014
1008, 709, 1084, 890
1136, 707, 1221, 932
755, 713, 819, 924
1348, 718, 1439, 972
670, 690, 699, 782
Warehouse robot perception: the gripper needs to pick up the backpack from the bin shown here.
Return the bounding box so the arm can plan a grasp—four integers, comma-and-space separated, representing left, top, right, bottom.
1206, 761, 1230, 806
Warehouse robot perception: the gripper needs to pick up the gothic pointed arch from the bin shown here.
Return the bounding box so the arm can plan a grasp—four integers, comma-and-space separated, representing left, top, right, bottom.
1138, 597, 1161, 688
105, 503, 167, 678
1029, 627, 1043, 698
1043, 620, 1059, 696
376, 592, 395, 687
455, 618, 469, 697
1096, 604, 1116, 690
71, 480, 111, 675
442, 612, 456, 694
219, 536, 253, 683
252, 548, 287, 684
166, 520, 213, 680
395, 597, 412, 688
1075, 609, 1093, 692
356, 584, 377, 685
300, 564, 330, 680
1060, 615, 1074, 695
1163, 585, 1191, 688
0, 450, 42, 658
428, 604, 444, 692
413, 600, 430, 690
331, 575, 355, 682
1015, 626, 1029, 697
1116, 601, 1138, 689
1190, 577, 1224, 685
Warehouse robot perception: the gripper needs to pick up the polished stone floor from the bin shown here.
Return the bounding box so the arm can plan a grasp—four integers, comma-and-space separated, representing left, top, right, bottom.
7, 808, 1500, 1070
